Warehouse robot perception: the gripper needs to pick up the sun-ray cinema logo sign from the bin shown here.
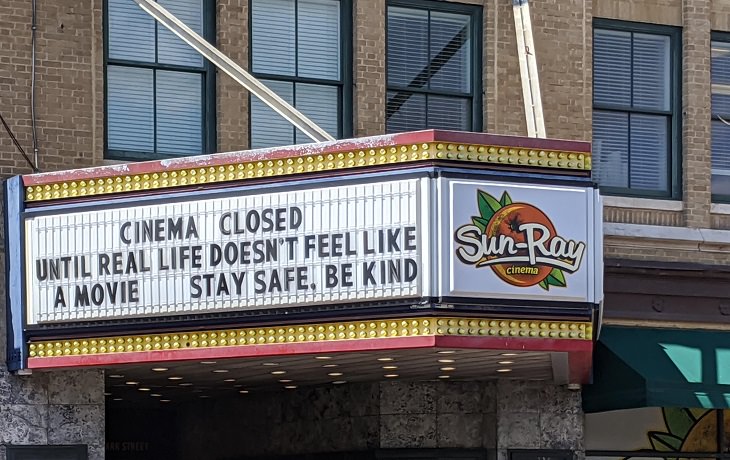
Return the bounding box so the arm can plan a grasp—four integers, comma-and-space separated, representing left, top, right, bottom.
454, 189, 586, 290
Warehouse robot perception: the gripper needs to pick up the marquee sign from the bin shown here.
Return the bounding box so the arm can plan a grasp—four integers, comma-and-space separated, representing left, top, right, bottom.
25, 179, 428, 324
442, 179, 602, 303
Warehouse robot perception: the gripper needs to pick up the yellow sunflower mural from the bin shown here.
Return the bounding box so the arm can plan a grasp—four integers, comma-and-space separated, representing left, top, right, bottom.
641, 408, 730, 455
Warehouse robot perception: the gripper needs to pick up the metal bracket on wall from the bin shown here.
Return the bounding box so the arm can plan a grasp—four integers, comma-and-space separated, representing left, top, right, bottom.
132, 0, 335, 144
512, 0, 546, 138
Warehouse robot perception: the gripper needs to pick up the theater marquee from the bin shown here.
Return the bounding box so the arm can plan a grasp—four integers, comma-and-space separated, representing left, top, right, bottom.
5, 130, 602, 374
25, 179, 428, 324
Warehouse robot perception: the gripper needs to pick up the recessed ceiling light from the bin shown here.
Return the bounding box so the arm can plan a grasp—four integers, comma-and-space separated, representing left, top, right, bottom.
179, 382, 193, 386
212, 369, 229, 373
382, 365, 398, 370
223, 379, 236, 383
315, 356, 332, 360
138, 387, 151, 392
438, 359, 455, 363
271, 370, 287, 375
501, 353, 519, 357
497, 368, 512, 373
234, 384, 244, 388
151, 367, 168, 372
438, 375, 451, 379
440, 367, 456, 371
279, 379, 293, 383
125, 381, 139, 385
108, 374, 124, 378
322, 364, 338, 368
384, 374, 399, 378
104, 392, 112, 396
113, 398, 123, 401
284, 385, 297, 389
498, 360, 514, 365
168, 376, 183, 381
200, 361, 217, 365
377, 357, 394, 362
437, 350, 456, 354
327, 372, 343, 377
262, 362, 279, 366
239, 390, 249, 394
332, 380, 347, 385
160, 399, 171, 403
150, 394, 162, 397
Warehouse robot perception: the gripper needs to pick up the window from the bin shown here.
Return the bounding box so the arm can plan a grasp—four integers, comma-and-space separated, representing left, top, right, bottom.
712, 35, 730, 201
250, 0, 352, 148
6, 445, 87, 460
592, 21, 680, 197
386, 0, 482, 133
105, 0, 215, 160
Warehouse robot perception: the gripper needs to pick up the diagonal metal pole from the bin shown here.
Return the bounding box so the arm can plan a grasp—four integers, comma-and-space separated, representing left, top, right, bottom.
512, 0, 546, 138
132, 0, 335, 143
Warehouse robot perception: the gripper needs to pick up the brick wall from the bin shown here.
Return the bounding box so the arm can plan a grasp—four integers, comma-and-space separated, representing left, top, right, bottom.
682, 0, 712, 228
216, 0, 250, 153
354, 0, 386, 137
0, 0, 102, 176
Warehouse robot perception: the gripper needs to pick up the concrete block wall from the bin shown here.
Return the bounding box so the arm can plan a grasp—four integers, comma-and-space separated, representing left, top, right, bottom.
0, 370, 106, 460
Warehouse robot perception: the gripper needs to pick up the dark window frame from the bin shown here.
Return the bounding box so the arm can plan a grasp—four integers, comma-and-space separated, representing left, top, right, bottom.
592, 18, 682, 199
711, 31, 730, 203
509, 450, 574, 460
103, 0, 217, 161
376, 448, 489, 460
385, 0, 483, 133
6, 445, 87, 460
247, 0, 353, 147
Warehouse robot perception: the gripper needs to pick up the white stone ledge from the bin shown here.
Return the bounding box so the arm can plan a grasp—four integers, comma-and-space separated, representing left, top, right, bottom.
604, 222, 730, 252
602, 195, 683, 211
711, 203, 730, 215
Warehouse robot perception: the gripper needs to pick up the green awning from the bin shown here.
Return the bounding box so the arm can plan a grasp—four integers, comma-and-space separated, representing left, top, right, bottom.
583, 326, 730, 413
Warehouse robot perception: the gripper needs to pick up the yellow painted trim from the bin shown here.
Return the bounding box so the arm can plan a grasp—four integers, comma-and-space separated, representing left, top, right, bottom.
28, 317, 592, 358
24, 142, 590, 202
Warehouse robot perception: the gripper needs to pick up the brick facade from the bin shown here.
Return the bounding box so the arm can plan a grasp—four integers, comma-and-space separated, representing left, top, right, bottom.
3, 0, 730, 456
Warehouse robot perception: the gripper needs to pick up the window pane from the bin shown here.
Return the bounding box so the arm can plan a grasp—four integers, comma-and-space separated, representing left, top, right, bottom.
251, 0, 296, 76
594, 29, 631, 107
156, 71, 202, 155
298, 0, 340, 80
251, 80, 295, 148
386, 91, 426, 133
107, 66, 154, 152
593, 110, 629, 189
712, 92, 730, 117
632, 33, 670, 111
712, 41, 730, 116
712, 41, 730, 86
712, 119, 730, 196
158, 0, 204, 67
107, 0, 155, 62
429, 11, 471, 93
387, 7, 429, 88
294, 83, 339, 143
629, 113, 669, 191
426, 96, 471, 130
